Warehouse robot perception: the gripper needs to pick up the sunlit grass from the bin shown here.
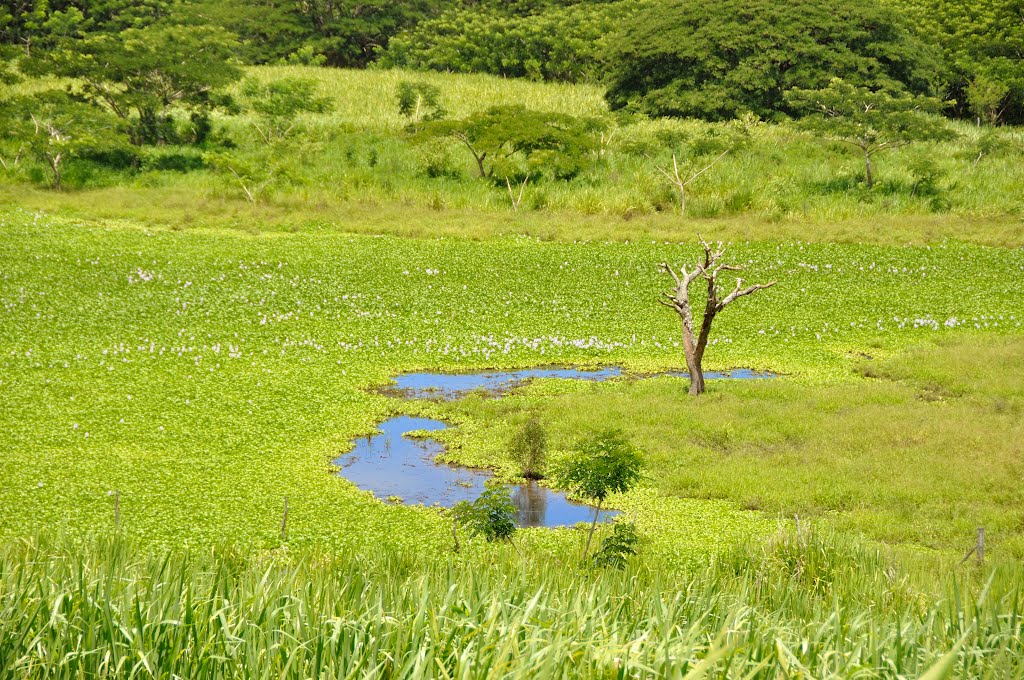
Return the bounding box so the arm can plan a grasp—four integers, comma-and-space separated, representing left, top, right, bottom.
3, 66, 1023, 244
1, 209, 1022, 556
1, 531, 1020, 677
436, 336, 1024, 558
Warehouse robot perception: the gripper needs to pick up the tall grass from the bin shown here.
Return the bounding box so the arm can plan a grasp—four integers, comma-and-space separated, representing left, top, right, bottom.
3, 66, 1022, 244
242, 65, 609, 131
1, 531, 1020, 678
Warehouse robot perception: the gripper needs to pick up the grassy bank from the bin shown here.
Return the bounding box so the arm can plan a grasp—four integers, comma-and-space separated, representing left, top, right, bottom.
428, 336, 1024, 558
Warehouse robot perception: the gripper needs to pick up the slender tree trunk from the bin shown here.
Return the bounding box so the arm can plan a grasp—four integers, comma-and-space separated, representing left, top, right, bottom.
688, 287, 718, 396
864, 150, 873, 189
660, 241, 776, 398
48, 153, 61, 190
582, 498, 603, 560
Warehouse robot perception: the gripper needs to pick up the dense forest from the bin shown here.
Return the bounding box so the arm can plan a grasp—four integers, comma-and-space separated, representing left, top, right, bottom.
2, 0, 1022, 123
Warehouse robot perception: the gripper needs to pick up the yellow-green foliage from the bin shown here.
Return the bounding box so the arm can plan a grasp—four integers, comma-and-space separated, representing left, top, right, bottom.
3, 66, 1023, 237
241, 65, 608, 131
1, 209, 1022, 559
1, 533, 1021, 677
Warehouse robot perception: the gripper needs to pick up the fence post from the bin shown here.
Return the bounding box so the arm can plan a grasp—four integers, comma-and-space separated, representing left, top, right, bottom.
280, 496, 288, 542
958, 527, 986, 568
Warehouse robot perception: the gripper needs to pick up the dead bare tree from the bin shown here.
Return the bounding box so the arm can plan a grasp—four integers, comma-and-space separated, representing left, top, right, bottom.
227, 165, 275, 205
31, 114, 68, 189
653, 150, 729, 214
505, 175, 528, 212
659, 236, 777, 395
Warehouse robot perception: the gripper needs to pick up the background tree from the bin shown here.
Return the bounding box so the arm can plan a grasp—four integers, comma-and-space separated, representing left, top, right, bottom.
239, 77, 333, 144
786, 79, 953, 188
396, 81, 446, 130
416, 105, 600, 181
382, 0, 632, 82
965, 76, 1012, 127
184, 0, 313, 65
604, 0, 945, 121
554, 430, 643, 560
659, 238, 777, 396
895, 0, 1024, 125
26, 11, 241, 145
296, 0, 446, 68
13, 91, 126, 189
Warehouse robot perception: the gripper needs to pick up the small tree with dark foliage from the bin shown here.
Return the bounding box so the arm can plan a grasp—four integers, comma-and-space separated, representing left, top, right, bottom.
453, 487, 518, 550
509, 417, 547, 480
591, 522, 640, 570
554, 430, 643, 561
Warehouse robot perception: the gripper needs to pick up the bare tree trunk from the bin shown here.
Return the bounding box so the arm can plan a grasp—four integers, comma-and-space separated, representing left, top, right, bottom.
48, 153, 62, 190
660, 236, 776, 397
680, 317, 704, 396
864, 150, 873, 189
654, 150, 729, 215
454, 133, 488, 177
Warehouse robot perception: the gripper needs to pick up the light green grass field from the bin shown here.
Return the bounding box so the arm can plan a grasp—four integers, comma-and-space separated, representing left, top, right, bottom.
2, 208, 1022, 559
3, 65, 1024, 676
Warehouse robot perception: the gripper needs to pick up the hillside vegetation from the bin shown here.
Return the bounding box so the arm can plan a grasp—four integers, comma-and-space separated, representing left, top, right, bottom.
2, 66, 1023, 247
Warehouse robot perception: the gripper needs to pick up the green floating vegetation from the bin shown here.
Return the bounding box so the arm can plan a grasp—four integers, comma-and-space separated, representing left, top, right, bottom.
0, 209, 1022, 560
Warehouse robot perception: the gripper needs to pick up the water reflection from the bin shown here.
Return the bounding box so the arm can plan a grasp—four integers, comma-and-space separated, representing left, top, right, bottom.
336, 416, 615, 528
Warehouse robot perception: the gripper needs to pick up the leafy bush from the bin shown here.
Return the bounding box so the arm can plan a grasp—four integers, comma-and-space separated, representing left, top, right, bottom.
239, 77, 333, 144
453, 487, 518, 543
413, 138, 462, 179
591, 521, 639, 570
140, 149, 207, 173
415, 105, 601, 181
509, 417, 547, 480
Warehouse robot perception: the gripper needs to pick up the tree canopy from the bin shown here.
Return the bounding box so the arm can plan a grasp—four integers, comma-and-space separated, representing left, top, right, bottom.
383, 0, 635, 82
895, 0, 1024, 124
415, 105, 601, 181
22, 4, 240, 144
604, 0, 946, 121
787, 79, 953, 188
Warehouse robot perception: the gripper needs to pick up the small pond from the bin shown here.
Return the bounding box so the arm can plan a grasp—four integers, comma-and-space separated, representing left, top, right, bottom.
335, 415, 618, 528
388, 366, 774, 400
340, 365, 774, 527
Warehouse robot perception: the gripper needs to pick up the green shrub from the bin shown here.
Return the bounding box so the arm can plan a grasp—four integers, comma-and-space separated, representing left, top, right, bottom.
509, 417, 548, 480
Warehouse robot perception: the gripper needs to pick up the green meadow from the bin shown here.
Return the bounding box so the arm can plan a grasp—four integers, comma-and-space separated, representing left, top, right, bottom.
2, 65, 1024, 676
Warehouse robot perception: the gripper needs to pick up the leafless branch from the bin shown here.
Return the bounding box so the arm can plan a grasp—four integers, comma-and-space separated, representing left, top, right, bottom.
505, 175, 528, 212
718, 279, 778, 310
